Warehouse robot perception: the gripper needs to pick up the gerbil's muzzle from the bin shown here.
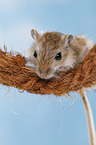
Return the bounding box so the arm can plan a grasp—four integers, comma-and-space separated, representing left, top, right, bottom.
37, 67, 50, 79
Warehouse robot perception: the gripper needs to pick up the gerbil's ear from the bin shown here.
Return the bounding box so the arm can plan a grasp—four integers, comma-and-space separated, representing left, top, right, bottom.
64, 34, 74, 48
31, 29, 39, 40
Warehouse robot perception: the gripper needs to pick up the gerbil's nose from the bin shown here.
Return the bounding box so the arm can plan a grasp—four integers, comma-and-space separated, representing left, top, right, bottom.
39, 67, 49, 74
39, 68, 50, 78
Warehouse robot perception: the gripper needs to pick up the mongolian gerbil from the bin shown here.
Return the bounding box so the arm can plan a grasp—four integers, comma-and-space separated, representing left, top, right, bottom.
26, 29, 93, 79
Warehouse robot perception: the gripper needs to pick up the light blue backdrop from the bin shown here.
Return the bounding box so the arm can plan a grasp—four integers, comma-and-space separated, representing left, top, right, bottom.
0, 0, 96, 145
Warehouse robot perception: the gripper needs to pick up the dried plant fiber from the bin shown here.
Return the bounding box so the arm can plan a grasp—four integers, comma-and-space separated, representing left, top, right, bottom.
0, 45, 96, 96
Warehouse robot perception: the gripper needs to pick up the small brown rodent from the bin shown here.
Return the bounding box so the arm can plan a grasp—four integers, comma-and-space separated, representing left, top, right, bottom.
26, 29, 93, 79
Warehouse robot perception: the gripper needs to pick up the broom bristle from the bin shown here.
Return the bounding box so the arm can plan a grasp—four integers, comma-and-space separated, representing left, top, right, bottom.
0, 45, 96, 96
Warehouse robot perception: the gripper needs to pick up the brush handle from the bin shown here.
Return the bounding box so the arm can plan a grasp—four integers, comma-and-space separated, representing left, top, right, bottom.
80, 89, 96, 145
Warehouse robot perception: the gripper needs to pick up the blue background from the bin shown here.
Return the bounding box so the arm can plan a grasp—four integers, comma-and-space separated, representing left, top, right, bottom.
0, 0, 96, 145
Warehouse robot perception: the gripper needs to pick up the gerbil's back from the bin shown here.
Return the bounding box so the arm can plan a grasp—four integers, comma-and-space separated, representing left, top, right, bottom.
71, 35, 94, 63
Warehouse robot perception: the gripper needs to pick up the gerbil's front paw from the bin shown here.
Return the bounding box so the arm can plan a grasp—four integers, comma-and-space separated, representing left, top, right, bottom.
25, 58, 35, 69
57, 67, 67, 72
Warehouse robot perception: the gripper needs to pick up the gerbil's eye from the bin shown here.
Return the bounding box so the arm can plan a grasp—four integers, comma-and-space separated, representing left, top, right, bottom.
34, 51, 37, 58
55, 52, 62, 60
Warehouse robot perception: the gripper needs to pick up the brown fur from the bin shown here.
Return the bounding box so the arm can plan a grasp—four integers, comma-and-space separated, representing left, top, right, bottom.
27, 31, 93, 79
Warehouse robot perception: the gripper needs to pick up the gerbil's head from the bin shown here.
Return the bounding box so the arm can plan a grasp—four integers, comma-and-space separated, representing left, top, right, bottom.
28, 29, 76, 79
